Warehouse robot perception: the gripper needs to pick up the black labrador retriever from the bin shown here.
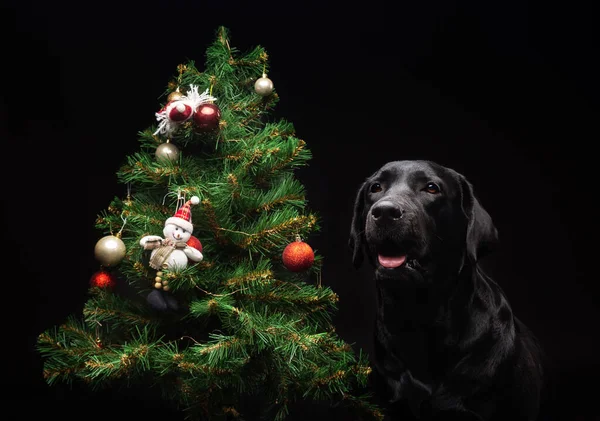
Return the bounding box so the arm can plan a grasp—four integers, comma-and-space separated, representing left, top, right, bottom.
349, 160, 544, 421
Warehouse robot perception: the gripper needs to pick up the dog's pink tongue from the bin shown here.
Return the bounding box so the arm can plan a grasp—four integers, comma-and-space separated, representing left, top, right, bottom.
378, 255, 407, 268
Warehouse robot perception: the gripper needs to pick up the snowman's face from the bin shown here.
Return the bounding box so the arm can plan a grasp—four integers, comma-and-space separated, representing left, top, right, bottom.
163, 223, 192, 242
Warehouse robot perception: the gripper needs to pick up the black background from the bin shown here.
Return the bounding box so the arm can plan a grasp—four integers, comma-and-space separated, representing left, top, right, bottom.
3, 1, 598, 420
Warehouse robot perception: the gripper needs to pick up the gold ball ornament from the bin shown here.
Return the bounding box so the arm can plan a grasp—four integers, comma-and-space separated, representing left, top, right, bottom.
155, 142, 180, 162
254, 74, 274, 96
168, 89, 184, 102
94, 235, 126, 267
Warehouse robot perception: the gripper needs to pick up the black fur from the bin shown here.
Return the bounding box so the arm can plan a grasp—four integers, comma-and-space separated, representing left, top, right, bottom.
349, 160, 544, 420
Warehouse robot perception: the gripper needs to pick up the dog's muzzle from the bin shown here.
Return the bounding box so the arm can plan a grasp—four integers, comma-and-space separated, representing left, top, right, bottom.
366, 199, 426, 270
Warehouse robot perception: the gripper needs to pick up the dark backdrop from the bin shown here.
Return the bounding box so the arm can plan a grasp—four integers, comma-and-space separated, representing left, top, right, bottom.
3, 1, 598, 420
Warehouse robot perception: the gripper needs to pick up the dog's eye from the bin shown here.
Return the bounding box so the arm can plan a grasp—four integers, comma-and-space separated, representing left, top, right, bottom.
370, 183, 383, 193
424, 182, 441, 194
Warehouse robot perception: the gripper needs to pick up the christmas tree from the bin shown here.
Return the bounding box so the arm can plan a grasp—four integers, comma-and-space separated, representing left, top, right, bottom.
37, 26, 382, 421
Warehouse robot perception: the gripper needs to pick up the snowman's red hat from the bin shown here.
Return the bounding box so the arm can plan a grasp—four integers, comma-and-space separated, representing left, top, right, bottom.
165, 196, 200, 233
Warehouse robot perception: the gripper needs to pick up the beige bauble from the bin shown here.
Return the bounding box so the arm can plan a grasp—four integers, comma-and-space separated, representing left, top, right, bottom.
155, 142, 180, 162
254, 76, 274, 96
94, 235, 126, 267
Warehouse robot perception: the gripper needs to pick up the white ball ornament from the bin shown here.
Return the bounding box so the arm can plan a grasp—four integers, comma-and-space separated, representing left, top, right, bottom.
94, 234, 126, 267
155, 142, 180, 162
254, 74, 274, 96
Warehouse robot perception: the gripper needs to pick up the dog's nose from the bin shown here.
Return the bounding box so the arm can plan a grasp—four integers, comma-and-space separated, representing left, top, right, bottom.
371, 200, 403, 223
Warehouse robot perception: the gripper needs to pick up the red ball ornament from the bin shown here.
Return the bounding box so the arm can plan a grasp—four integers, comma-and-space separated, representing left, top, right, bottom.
90, 270, 117, 289
168, 102, 193, 122
193, 103, 221, 131
282, 238, 315, 272
187, 235, 203, 253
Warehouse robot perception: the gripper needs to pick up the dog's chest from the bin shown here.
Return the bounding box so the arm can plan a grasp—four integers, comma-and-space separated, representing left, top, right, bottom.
375, 317, 444, 386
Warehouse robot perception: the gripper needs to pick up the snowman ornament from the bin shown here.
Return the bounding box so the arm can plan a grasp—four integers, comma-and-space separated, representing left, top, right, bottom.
140, 196, 203, 310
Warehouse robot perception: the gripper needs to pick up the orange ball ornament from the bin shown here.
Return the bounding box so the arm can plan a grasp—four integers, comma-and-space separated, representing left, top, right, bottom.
282, 238, 314, 272
90, 270, 117, 289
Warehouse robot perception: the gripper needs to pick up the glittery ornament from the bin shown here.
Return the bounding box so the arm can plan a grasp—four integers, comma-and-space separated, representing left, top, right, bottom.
94, 234, 126, 267
90, 270, 117, 289
187, 235, 203, 253
282, 237, 314, 272
168, 89, 184, 102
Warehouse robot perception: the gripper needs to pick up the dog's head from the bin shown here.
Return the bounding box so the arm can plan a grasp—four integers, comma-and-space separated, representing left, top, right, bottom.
349, 160, 498, 282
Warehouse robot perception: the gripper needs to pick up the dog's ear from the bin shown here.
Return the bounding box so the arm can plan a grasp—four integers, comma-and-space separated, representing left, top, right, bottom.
349, 181, 367, 268
459, 176, 499, 262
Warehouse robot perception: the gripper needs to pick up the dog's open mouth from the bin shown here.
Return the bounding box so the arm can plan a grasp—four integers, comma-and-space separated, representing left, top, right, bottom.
376, 240, 412, 269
